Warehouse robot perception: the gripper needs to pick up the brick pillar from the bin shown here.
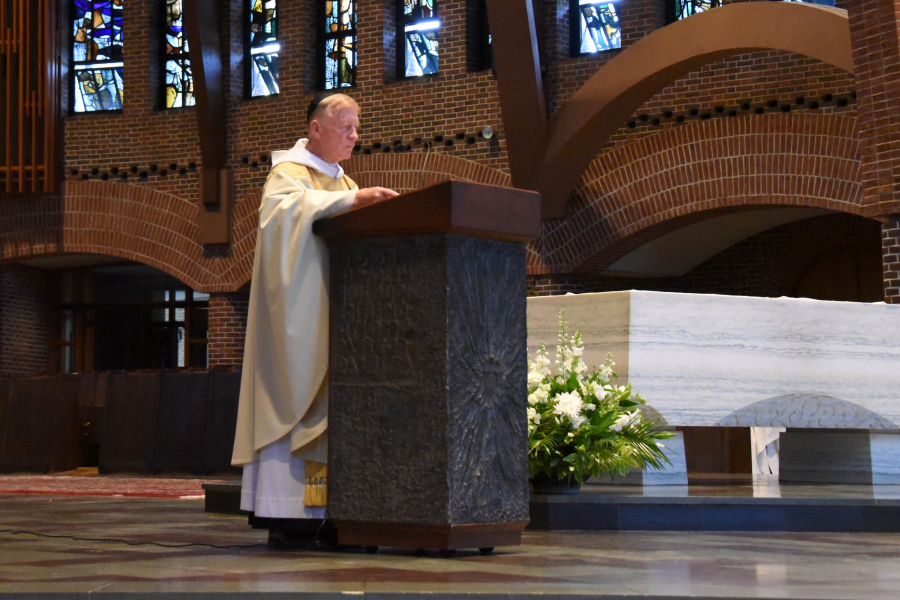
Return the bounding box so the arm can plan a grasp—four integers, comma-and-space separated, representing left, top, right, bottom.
0, 264, 52, 376
848, 0, 900, 214
207, 292, 249, 370
884, 215, 900, 303
527, 274, 584, 296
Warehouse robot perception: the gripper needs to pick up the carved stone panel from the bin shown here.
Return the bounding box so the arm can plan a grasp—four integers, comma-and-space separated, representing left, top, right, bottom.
715, 395, 898, 429
446, 236, 529, 524
328, 234, 529, 526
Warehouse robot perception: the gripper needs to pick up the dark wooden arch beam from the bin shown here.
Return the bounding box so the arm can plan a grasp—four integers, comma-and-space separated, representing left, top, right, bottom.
484, 0, 547, 188
528, 3, 854, 218
183, 0, 232, 243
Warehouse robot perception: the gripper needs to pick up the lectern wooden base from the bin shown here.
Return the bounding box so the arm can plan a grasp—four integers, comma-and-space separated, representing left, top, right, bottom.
334, 520, 528, 551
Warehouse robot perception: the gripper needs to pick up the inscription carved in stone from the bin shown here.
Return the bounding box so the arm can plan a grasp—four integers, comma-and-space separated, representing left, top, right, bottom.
716, 394, 898, 429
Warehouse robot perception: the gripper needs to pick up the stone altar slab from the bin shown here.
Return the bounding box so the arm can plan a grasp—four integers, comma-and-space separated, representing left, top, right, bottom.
527, 291, 900, 428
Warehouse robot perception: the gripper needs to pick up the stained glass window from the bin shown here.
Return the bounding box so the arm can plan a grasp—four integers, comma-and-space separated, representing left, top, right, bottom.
401, 0, 439, 77
165, 0, 194, 108
72, 0, 124, 112
576, 0, 620, 54
249, 0, 280, 96
323, 0, 356, 89
674, 0, 720, 21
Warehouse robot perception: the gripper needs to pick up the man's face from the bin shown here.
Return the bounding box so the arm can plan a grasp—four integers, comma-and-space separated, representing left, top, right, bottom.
310, 106, 360, 163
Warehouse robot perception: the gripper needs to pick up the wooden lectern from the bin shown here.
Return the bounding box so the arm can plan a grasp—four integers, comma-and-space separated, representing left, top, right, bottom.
314, 180, 541, 553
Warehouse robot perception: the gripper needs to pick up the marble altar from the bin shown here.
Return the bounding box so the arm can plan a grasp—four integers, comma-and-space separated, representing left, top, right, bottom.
527, 291, 900, 428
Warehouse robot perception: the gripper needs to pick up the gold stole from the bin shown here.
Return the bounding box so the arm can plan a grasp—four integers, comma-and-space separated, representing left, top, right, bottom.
304, 461, 328, 507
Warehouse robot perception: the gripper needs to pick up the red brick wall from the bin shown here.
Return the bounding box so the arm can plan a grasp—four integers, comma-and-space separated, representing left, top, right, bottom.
6, 0, 895, 367
59, 0, 860, 198
0, 265, 51, 376
0, 183, 259, 293
883, 215, 900, 303
848, 0, 900, 215
528, 275, 585, 296
529, 113, 863, 275
208, 292, 250, 369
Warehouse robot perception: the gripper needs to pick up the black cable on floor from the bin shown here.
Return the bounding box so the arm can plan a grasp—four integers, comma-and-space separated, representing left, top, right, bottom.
0, 528, 267, 549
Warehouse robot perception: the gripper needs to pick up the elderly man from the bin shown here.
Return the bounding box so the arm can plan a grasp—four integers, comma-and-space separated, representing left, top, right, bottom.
232, 93, 398, 548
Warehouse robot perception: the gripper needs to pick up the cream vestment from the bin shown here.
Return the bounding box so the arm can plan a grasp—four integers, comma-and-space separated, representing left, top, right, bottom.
233, 138, 358, 518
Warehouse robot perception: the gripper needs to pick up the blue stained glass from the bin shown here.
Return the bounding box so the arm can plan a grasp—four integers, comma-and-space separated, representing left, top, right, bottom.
579, 0, 620, 53
324, 35, 355, 89
676, 0, 720, 20
401, 0, 438, 77
72, 0, 123, 112
404, 0, 433, 18
74, 68, 123, 112
249, 0, 279, 96
404, 30, 438, 76
251, 53, 280, 95
322, 0, 355, 88
165, 0, 194, 108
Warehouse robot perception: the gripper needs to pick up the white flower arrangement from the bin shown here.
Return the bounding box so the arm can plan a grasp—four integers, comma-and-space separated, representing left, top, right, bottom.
528, 311, 673, 484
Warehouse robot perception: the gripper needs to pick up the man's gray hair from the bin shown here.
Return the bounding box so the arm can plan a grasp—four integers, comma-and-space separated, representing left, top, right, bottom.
307, 93, 360, 124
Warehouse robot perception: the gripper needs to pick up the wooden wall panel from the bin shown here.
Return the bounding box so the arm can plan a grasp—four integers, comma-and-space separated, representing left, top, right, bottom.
99, 372, 161, 473
152, 371, 210, 474
1, 376, 80, 473
204, 370, 241, 474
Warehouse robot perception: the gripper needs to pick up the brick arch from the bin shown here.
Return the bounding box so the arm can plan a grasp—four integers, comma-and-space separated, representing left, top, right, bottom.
225, 154, 511, 289
344, 153, 511, 193
532, 1, 853, 216
0, 181, 254, 293
528, 114, 863, 275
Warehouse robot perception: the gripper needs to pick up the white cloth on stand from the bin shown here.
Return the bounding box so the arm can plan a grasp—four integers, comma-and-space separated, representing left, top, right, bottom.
751, 426, 785, 476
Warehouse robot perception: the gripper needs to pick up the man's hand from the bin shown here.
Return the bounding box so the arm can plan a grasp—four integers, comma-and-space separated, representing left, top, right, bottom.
354, 187, 399, 207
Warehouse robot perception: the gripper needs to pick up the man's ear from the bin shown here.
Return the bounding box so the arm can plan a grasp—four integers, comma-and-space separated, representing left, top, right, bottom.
308, 119, 321, 140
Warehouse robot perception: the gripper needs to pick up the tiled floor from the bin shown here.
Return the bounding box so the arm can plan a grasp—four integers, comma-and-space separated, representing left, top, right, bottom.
2, 491, 900, 598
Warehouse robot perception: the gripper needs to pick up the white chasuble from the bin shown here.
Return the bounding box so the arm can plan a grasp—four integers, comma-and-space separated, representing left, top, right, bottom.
233, 139, 357, 518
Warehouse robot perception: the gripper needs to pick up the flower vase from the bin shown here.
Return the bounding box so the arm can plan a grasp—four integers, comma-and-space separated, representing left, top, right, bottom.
529, 473, 582, 495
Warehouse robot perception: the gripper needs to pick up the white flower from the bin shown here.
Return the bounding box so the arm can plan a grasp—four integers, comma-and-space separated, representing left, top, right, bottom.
617, 385, 626, 393
592, 383, 607, 400
553, 391, 584, 419
556, 375, 567, 386
583, 403, 596, 411
528, 371, 543, 386
528, 392, 539, 405
572, 346, 583, 356
540, 383, 551, 392
527, 407, 541, 424
598, 365, 613, 380
610, 410, 640, 432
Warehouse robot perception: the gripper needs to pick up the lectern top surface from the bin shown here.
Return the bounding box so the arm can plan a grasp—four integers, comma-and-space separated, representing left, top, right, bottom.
313, 180, 541, 243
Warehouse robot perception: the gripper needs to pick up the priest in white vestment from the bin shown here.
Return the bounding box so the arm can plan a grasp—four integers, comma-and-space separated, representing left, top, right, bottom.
232, 93, 397, 547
